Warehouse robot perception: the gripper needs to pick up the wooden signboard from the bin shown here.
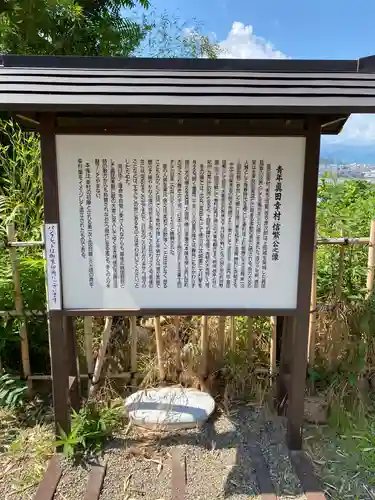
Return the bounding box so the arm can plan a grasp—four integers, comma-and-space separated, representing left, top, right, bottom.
52, 135, 305, 312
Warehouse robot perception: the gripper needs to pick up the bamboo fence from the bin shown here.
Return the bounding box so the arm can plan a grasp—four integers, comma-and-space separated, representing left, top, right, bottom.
0, 220, 374, 391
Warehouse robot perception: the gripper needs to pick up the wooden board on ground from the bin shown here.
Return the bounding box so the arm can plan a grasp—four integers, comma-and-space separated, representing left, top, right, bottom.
171, 449, 187, 500
290, 450, 326, 500
83, 459, 107, 500
251, 445, 277, 500
33, 455, 62, 500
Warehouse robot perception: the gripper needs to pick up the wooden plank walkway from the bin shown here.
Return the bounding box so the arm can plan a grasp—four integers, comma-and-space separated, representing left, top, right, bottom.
33, 446, 326, 499
171, 449, 187, 500
290, 450, 327, 500
33, 455, 62, 500
251, 445, 277, 500
83, 459, 107, 500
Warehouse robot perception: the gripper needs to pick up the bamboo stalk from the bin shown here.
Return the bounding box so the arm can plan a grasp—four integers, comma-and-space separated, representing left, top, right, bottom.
308, 244, 317, 365
336, 234, 345, 299
366, 219, 375, 297
229, 316, 236, 351
0, 310, 45, 317
247, 316, 254, 357
218, 316, 226, 359
154, 317, 165, 380
130, 317, 137, 374
89, 317, 112, 397
317, 237, 369, 245
14, 366, 271, 382
270, 316, 277, 376
201, 316, 209, 377
84, 316, 93, 392
7, 224, 32, 392
174, 316, 182, 372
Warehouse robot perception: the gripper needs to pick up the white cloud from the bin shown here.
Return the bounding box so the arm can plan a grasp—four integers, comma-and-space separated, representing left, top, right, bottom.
219, 22, 287, 59
219, 22, 375, 146
323, 114, 375, 146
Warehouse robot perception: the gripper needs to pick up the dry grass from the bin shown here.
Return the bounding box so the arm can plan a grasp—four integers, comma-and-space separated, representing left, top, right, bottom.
0, 408, 54, 496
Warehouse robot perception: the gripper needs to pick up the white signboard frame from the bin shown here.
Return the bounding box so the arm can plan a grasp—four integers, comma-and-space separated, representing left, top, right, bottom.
55, 135, 305, 311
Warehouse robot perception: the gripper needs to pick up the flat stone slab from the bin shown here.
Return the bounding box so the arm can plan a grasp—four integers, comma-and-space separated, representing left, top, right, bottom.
125, 387, 215, 430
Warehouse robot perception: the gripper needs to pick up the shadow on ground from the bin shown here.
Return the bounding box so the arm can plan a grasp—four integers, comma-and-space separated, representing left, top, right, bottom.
107, 405, 304, 498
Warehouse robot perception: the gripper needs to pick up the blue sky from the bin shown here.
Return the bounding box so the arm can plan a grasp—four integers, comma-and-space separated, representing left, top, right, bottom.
151, 0, 375, 60
140, 0, 375, 155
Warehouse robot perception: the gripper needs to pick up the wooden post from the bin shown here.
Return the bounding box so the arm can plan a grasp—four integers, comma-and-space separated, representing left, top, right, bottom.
308, 244, 317, 365
287, 117, 321, 450
201, 316, 209, 377
218, 316, 226, 359
40, 113, 70, 439
84, 316, 94, 392
63, 316, 80, 411
6, 223, 32, 391
154, 317, 165, 380
367, 219, 375, 297
229, 316, 236, 351
130, 316, 137, 375
270, 317, 277, 377
276, 316, 294, 414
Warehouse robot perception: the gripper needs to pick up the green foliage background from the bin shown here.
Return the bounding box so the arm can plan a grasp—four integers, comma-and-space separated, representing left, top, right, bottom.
1, 118, 375, 373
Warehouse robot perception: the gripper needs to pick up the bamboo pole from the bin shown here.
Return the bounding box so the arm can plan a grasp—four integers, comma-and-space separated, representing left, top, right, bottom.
130, 317, 137, 374
270, 316, 277, 376
247, 316, 254, 357
14, 366, 271, 382
308, 244, 317, 365
366, 219, 375, 297
7, 224, 32, 392
89, 316, 112, 397
218, 316, 226, 359
84, 316, 93, 392
201, 316, 209, 377
336, 233, 345, 300
154, 317, 165, 380
229, 316, 236, 351
174, 316, 182, 372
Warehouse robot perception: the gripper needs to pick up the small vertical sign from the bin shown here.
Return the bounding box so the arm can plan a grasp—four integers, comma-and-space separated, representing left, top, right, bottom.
45, 223, 62, 311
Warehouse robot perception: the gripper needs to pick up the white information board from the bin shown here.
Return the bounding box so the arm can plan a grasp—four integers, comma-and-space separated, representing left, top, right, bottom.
55, 135, 305, 310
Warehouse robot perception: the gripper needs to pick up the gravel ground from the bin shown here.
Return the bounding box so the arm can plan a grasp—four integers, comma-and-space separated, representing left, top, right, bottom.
99, 405, 306, 500
1, 405, 306, 499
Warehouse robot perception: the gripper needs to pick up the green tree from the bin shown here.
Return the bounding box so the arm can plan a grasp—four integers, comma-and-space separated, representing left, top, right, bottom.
0, 0, 150, 56
138, 10, 221, 58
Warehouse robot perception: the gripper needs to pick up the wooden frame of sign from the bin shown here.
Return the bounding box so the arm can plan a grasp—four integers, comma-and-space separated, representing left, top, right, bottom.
38, 112, 319, 451
7, 54, 374, 451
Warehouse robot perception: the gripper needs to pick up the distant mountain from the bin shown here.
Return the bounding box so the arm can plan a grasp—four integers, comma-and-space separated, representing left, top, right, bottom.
320, 143, 375, 164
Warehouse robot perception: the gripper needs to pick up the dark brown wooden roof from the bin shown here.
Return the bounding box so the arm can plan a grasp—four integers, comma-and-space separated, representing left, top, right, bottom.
2, 54, 375, 134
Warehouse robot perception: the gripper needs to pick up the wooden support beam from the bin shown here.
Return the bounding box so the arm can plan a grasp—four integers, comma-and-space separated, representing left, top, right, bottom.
64, 316, 80, 411
84, 316, 94, 390
40, 113, 70, 439
287, 117, 321, 450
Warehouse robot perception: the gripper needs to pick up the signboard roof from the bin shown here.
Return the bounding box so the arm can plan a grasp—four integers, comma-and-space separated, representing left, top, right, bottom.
2, 54, 375, 133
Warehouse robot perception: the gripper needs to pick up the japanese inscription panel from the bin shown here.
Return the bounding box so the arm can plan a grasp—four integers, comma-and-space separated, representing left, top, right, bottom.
55, 135, 305, 310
